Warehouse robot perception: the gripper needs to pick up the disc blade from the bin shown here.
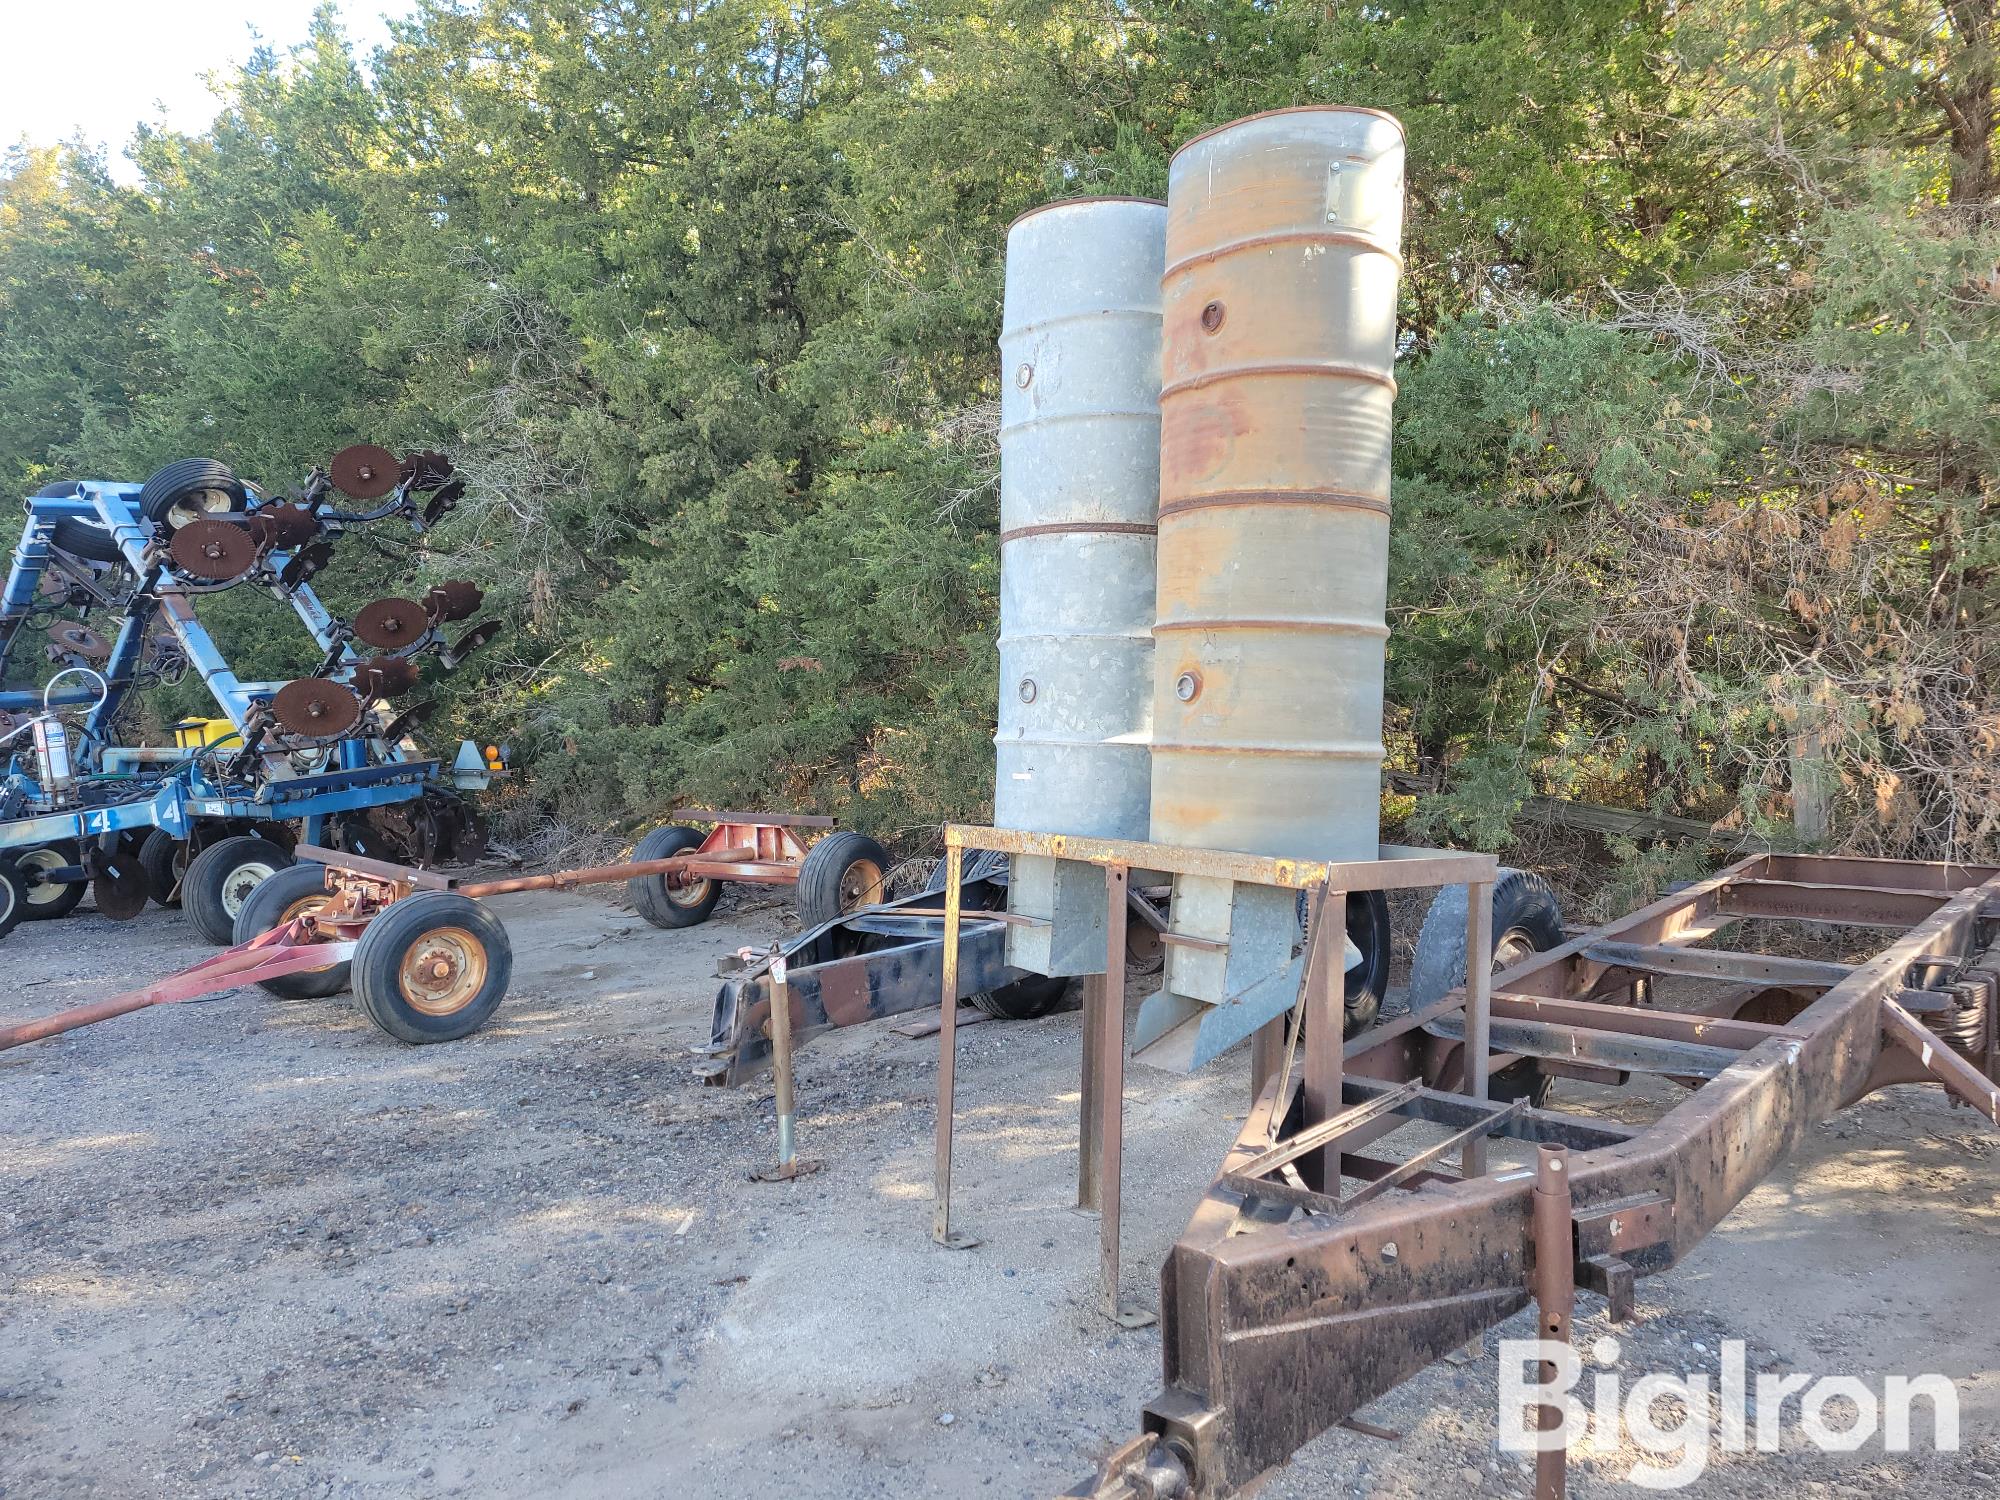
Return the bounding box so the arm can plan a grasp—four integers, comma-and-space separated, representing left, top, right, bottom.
247, 503, 320, 550
351, 597, 428, 650
381, 699, 436, 742
400, 450, 455, 490
168, 518, 258, 582
271, 678, 364, 739
441, 619, 502, 670
353, 654, 421, 698
90, 848, 149, 921
422, 581, 484, 623
46, 623, 111, 663
330, 443, 400, 501
421, 478, 467, 524
279, 541, 333, 590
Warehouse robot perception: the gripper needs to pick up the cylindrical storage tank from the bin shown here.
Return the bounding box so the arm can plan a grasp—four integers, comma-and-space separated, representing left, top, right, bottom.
995, 197, 1167, 838
1149, 107, 1406, 862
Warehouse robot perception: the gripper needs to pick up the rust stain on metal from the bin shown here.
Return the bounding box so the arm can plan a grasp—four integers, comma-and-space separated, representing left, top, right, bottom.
1151, 105, 1408, 862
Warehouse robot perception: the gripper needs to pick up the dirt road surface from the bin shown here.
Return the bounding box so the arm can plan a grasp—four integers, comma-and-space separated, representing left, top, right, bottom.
2, 887, 1995, 1497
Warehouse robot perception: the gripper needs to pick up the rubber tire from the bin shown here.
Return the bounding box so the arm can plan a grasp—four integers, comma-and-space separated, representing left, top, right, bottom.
352, 891, 511, 1044
627, 826, 721, 929
795, 830, 891, 931
138, 458, 244, 531
0, 863, 24, 942
969, 974, 1072, 1021
14, 842, 87, 920
48, 514, 123, 564
1408, 869, 1567, 1107
182, 835, 295, 945
231, 863, 351, 998
138, 828, 187, 908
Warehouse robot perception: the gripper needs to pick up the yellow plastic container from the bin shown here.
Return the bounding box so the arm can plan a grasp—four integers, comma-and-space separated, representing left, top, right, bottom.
172, 717, 240, 750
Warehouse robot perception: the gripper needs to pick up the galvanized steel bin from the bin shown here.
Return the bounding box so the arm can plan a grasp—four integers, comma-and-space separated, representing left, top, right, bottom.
1148, 107, 1406, 863
995, 197, 1167, 840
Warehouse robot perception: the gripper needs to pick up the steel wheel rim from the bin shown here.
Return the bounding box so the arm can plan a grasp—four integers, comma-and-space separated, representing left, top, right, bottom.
1126, 920, 1165, 975
219, 861, 278, 920
18, 848, 74, 908
1493, 926, 1539, 972
166, 487, 237, 530
663, 872, 713, 908
837, 858, 885, 914
280, 893, 340, 974
398, 926, 488, 1015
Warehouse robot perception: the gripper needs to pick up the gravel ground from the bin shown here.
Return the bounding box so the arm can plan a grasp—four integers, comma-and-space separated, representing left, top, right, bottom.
1, 886, 1994, 1498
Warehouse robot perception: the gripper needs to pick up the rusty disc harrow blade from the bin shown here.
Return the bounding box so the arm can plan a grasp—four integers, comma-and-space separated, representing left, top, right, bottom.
351, 597, 428, 651
46, 623, 111, 663
279, 540, 333, 590
353, 655, 421, 699
168, 518, 258, 582
381, 699, 436, 742
423, 580, 484, 623
247, 503, 320, 550
443, 619, 502, 669
401, 451, 455, 490
91, 853, 149, 921
271, 678, 364, 739
330, 443, 400, 501
421, 478, 466, 525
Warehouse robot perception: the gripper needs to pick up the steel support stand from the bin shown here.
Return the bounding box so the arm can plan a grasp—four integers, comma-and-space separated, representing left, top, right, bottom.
1079, 973, 1104, 1211
1531, 1144, 1574, 1500
1462, 879, 1494, 1177
751, 945, 822, 1183
931, 843, 977, 1248
1302, 885, 1346, 1192
1249, 1015, 1284, 1108
1096, 863, 1152, 1327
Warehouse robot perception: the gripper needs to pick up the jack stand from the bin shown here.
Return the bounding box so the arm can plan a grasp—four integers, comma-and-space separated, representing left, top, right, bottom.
1531, 1144, 1575, 1499
751, 947, 823, 1184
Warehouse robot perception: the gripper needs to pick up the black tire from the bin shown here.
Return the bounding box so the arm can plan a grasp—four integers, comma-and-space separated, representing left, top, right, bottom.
352, 891, 511, 1043
0, 863, 24, 941
795, 830, 890, 930
138, 828, 188, 908
626, 826, 721, 928
231, 863, 351, 998
1280, 889, 1392, 1042
138, 458, 245, 532
968, 974, 1072, 1021
181, 834, 295, 945
13, 842, 86, 920
34, 481, 83, 497
48, 514, 123, 564
1408, 869, 1567, 1107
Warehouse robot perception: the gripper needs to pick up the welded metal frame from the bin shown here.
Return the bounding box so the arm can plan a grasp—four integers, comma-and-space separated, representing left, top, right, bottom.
930, 822, 1497, 1324
0, 482, 448, 869
0, 829, 796, 1051
1081, 851, 2000, 1499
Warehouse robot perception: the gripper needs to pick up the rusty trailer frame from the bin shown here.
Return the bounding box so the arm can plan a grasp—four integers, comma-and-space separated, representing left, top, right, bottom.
1076, 850, 2000, 1499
